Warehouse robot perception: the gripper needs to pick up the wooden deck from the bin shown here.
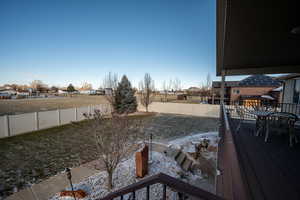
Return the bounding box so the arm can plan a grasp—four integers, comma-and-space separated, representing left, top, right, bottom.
230, 119, 300, 200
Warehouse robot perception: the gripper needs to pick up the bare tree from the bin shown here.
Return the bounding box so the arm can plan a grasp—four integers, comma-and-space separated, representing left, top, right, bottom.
162, 80, 170, 102
84, 110, 144, 190
173, 78, 182, 93
139, 73, 155, 112
30, 80, 48, 92
205, 73, 212, 90
81, 82, 93, 90
103, 72, 118, 89
102, 72, 118, 106
168, 79, 174, 93
198, 73, 212, 102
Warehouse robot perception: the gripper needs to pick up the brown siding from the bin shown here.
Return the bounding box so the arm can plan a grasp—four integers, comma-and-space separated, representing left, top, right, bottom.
230, 87, 276, 102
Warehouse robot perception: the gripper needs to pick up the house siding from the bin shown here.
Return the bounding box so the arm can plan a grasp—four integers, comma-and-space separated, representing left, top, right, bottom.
283, 79, 295, 103
230, 87, 276, 102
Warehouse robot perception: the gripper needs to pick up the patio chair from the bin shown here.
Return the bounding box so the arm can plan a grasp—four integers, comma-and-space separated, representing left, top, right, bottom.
235, 104, 245, 132
265, 112, 298, 147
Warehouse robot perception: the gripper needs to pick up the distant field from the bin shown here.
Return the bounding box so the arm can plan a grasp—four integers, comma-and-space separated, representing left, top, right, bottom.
0, 94, 209, 116
0, 95, 108, 116
153, 94, 208, 104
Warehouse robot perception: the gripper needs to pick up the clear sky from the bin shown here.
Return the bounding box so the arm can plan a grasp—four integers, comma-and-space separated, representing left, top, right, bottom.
0, 0, 236, 89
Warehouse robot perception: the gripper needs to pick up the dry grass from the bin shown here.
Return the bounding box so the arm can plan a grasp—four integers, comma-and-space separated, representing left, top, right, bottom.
152, 94, 207, 104
0, 113, 218, 198
0, 95, 108, 115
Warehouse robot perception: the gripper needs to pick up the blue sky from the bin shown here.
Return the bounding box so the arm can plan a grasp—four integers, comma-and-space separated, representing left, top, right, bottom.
0, 0, 241, 89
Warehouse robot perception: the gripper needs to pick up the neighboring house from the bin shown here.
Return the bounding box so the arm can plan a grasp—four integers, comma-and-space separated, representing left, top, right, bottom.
211, 81, 239, 103
277, 73, 300, 104
79, 89, 96, 95
58, 90, 68, 94
0, 89, 17, 95
104, 88, 113, 96
17, 90, 30, 96
230, 75, 281, 102
184, 87, 201, 96
187, 87, 201, 92
212, 75, 281, 103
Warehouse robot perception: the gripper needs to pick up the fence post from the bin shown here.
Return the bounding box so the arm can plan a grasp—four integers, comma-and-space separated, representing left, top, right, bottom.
35, 112, 39, 130
75, 107, 77, 121
4, 115, 10, 137
89, 105, 92, 115
57, 109, 61, 125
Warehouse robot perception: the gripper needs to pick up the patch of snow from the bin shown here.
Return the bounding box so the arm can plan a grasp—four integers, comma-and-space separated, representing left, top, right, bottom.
49, 152, 203, 200
168, 132, 219, 161
168, 132, 219, 149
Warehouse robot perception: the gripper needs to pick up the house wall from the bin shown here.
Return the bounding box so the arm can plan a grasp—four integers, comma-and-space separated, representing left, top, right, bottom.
230, 87, 275, 102
282, 79, 295, 103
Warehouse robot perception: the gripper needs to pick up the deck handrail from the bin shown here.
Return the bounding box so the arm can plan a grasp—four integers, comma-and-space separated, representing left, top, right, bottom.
98, 173, 224, 200
216, 103, 250, 200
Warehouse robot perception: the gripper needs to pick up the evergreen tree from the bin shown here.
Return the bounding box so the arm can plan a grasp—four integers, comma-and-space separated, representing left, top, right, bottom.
114, 75, 137, 114
67, 84, 75, 93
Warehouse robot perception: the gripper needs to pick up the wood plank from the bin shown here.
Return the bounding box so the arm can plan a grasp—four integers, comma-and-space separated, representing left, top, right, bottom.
231, 119, 300, 200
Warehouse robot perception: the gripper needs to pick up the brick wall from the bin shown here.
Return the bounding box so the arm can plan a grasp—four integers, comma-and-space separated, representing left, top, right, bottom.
230, 87, 276, 102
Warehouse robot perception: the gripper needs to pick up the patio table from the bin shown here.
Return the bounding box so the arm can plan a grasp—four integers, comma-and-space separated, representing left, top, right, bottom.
249, 110, 273, 136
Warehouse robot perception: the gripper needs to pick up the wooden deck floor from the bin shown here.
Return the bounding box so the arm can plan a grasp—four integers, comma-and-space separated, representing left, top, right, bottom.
229, 119, 300, 200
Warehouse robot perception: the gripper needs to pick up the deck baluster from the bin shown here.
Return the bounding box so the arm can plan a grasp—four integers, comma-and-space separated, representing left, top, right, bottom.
146, 185, 150, 200
163, 184, 167, 200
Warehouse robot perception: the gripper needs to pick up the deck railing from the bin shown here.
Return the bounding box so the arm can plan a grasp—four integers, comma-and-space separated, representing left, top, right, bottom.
98, 173, 224, 200
216, 103, 250, 200
225, 101, 300, 120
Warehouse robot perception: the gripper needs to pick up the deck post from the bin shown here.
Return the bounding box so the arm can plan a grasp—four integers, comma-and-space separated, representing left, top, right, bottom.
74, 107, 78, 121
57, 109, 61, 125
35, 112, 39, 130
4, 115, 10, 137
220, 70, 226, 104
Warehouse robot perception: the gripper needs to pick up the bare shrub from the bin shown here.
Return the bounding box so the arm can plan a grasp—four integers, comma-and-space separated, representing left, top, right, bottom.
139, 73, 155, 112
102, 72, 118, 109
84, 110, 145, 190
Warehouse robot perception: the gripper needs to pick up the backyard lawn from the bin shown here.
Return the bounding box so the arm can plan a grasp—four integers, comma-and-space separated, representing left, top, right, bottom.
0, 113, 218, 198
0, 95, 108, 116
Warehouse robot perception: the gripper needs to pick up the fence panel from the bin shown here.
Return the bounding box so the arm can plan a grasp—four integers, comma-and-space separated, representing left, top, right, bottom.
139, 102, 220, 118
76, 106, 89, 121
60, 108, 76, 125
9, 113, 36, 136
0, 104, 110, 139
39, 110, 59, 129
0, 116, 8, 138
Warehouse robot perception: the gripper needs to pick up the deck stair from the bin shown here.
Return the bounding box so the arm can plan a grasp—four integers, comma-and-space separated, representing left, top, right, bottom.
164, 148, 194, 172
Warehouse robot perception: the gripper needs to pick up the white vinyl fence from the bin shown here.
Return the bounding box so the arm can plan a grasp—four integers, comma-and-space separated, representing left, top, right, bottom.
0, 104, 111, 139
138, 102, 220, 118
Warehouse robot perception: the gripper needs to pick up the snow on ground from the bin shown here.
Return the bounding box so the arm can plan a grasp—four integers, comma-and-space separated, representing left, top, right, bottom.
167, 132, 219, 160
49, 151, 203, 200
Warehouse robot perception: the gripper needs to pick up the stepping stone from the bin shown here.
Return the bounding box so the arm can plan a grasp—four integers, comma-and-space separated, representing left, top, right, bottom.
164, 148, 181, 160
182, 159, 193, 171
176, 152, 186, 166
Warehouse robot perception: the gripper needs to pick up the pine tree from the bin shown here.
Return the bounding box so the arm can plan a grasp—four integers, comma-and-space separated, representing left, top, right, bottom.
67, 84, 75, 93
114, 75, 137, 114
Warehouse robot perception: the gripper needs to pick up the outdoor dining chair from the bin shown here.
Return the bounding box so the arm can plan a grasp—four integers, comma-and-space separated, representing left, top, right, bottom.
235, 104, 247, 132
265, 112, 298, 147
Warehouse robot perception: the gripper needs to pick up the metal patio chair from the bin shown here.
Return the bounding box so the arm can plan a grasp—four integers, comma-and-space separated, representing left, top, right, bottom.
265, 112, 298, 147
235, 104, 246, 132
